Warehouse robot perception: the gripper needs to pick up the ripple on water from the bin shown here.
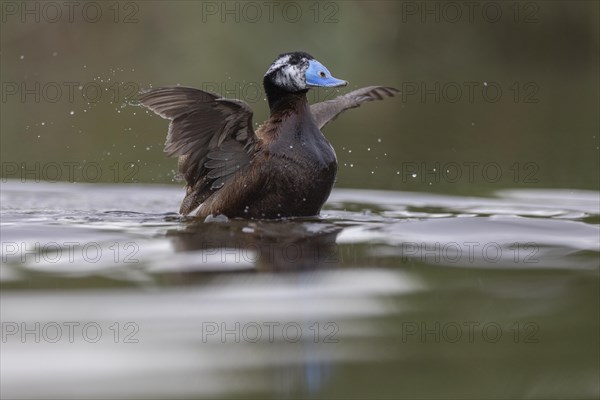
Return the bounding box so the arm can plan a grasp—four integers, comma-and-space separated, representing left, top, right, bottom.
1, 181, 598, 399
1, 181, 598, 277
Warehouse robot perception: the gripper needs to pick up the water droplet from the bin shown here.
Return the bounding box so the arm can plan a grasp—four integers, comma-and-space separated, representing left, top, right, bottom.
412, 173, 417, 178
41, 122, 45, 126
69, 110, 75, 115
377, 138, 382, 143
19, 55, 24, 60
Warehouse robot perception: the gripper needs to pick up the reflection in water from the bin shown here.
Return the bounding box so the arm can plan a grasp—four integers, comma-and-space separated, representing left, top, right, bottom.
166, 218, 351, 397
168, 219, 342, 272
0, 182, 598, 399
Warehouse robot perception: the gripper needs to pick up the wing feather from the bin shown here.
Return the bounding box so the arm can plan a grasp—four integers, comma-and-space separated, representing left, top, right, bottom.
138, 86, 258, 214
310, 86, 399, 129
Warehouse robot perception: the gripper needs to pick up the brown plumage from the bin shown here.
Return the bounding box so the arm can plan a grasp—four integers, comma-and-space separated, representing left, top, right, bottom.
139, 52, 398, 219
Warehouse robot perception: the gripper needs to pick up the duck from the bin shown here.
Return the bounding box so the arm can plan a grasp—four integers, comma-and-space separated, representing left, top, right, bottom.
139, 51, 398, 219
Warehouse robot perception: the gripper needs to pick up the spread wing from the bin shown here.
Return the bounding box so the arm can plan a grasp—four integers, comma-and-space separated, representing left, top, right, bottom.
138, 86, 258, 215
310, 86, 399, 129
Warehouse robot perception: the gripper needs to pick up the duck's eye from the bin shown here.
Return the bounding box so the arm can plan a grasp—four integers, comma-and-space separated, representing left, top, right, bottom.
319, 71, 326, 78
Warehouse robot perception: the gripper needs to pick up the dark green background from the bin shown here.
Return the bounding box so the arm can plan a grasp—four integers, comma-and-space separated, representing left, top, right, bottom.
1, 0, 598, 194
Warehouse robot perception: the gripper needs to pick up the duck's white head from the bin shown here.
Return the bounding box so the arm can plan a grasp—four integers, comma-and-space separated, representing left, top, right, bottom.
264, 51, 348, 93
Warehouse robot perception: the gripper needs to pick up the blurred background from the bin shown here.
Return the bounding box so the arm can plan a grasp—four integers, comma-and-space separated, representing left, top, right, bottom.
1, 2, 599, 400
1, 0, 598, 193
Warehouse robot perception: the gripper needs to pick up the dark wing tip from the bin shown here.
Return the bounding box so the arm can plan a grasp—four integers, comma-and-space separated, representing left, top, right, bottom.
347, 86, 399, 104
366, 86, 400, 100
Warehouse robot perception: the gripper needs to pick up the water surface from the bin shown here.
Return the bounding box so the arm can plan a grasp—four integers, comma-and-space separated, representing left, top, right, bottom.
1, 181, 598, 399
